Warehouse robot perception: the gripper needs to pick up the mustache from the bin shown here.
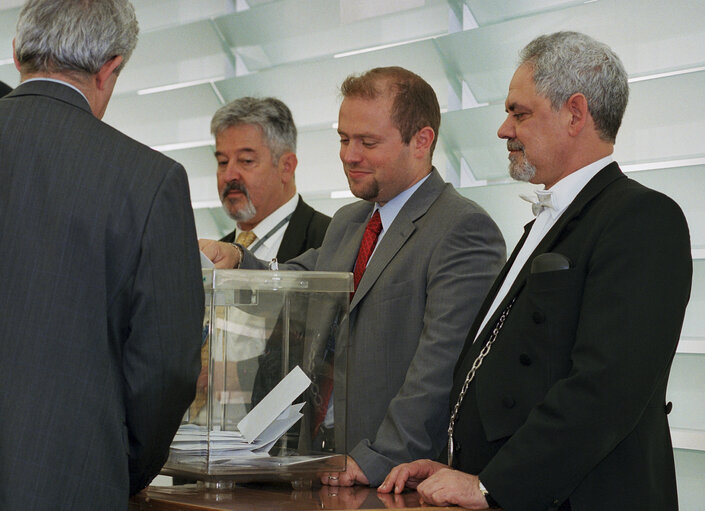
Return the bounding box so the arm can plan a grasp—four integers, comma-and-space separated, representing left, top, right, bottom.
507, 140, 524, 152
222, 180, 249, 200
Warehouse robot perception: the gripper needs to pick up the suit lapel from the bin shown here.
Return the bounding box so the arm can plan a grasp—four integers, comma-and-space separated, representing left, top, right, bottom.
465, 163, 625, 350
277, 195, 311, 262
349, 169, 445, 310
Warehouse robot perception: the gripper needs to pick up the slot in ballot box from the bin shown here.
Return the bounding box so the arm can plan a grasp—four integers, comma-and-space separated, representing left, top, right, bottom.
162, 269, 353, 485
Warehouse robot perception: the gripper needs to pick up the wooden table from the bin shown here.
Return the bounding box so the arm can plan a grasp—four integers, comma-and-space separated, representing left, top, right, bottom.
129, 483, 472, 510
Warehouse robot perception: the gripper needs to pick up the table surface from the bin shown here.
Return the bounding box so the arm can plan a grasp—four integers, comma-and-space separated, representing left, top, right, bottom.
129, 483, 474, 511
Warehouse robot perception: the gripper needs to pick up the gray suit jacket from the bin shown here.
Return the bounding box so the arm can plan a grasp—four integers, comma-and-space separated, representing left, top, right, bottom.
0, 81, 204, 510
241, 169, 505, 484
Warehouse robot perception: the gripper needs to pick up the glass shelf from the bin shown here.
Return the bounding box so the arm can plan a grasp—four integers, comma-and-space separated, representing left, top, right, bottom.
130, 0, 240, 32
0, 65, 19, 89
667, 353, 705, 432
674, 448, 705, 511
113, 19, 230, 96
441, 70, 705, 183
213, 0, 451, 72
163, 145, 215, 178
103, 83, 222, 147
466, 0, 586, 26
680, 259, 705, 341
631, 165, 705, 249
214, 36, 449, 129
434, 0, 705, 105
0, 7, 20, 63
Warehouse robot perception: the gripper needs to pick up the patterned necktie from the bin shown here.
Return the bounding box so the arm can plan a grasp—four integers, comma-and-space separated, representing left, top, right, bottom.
352, 210, 383, 293
236, 230, 257, 248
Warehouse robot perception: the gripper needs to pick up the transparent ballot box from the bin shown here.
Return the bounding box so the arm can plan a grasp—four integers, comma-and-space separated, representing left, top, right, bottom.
162, 269, 353, 484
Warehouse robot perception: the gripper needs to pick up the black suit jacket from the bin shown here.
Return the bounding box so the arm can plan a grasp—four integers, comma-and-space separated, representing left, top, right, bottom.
0, 81, 204, 509
452, 163, 692, 511
220, 195, 330, 261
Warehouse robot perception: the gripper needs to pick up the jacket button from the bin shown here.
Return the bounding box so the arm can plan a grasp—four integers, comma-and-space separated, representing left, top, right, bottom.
664, 402, 673, 415
532, 311, 546, 324
519, 353, 532, 366
502, 396, 515, 409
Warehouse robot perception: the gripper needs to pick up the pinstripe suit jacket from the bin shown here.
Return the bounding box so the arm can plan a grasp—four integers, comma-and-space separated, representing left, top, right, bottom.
0, 80, 204, 510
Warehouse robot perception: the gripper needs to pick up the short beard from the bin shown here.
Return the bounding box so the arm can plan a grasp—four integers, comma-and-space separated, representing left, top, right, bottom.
346, 167, 379, 201
221, 181, 257, 222
507, 140, 536, 183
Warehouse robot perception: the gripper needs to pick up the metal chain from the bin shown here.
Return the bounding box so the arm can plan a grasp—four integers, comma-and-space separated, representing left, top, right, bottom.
447, 297, 516, 467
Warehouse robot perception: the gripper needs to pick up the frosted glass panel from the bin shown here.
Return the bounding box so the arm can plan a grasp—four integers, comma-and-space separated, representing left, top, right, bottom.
215, 0, 450, 71
193, 207, 232, 240
296, 128, 349, 195
674, 449, 705, 511
103, 84, 221, 147
0, 7, 19, 61
442, 71, 705, 183
631, 165, 705, 250
215, 38, 449, 129
440, 105, 510, 181
615, 72, 705, 167
164, 146, 215, 178
0, 65, 19, 89
466, 0, 586, 25
435, 0, 705, 104
667, 354, 705, 431
130, 0, 238, 31
113, 20, 230, 95
680, 259, 705, 340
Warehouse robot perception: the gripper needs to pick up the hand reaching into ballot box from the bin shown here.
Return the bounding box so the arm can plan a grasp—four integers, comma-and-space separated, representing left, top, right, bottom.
379, 459, 491, 509
199, 239, 241, 269
320, 455, 369, 487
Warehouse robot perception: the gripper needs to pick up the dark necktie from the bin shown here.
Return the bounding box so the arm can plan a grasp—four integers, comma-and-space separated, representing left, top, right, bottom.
352, 210, 383, 294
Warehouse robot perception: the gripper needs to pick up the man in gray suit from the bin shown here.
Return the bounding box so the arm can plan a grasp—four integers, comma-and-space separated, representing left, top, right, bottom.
200, 66, 505, 486
0, 1, 204, 509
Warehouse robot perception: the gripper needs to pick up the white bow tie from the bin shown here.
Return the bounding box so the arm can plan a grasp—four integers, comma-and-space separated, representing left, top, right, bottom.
520, 191, 555, 216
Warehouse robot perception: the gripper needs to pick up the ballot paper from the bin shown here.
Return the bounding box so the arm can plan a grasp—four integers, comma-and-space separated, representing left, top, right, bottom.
237, 365, 311, 443
170, 366, 311, 462
200, 250, 214, 268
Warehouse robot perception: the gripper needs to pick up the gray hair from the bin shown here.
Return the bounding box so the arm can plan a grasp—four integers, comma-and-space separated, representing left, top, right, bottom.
15, 0, 138, 76
519, 31, 629, 143
211, 97, 297, 165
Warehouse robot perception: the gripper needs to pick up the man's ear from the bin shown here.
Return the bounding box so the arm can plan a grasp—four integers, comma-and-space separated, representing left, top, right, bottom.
412, 126, 435, 158
565, 92, 589, 137
95, 56, 123, 91
278, 152, 298, 183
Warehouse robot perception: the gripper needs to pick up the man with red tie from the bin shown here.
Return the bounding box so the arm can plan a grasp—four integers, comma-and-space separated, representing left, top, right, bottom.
199, 66, 505, 487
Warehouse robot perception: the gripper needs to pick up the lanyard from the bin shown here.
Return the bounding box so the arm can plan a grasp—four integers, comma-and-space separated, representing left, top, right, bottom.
249, 212, 294, 253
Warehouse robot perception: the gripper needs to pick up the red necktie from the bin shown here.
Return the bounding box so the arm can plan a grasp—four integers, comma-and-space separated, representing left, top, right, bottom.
352, 210, 383, 293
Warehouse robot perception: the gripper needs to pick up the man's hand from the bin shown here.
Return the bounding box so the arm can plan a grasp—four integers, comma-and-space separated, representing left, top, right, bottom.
320, 456, 369, 487
416, 469, 490, 509
378, 459, 445, 494
198, 239, 241, 269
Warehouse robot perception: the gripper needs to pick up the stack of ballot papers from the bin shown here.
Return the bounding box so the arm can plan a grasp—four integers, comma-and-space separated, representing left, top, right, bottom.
170, 365, 311, 466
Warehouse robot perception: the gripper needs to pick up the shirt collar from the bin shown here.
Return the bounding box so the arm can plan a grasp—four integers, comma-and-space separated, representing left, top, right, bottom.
22, 77, 90, 107
375, 173, 431, 232
237, 194, 299, 240
536, 155, 614, 219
